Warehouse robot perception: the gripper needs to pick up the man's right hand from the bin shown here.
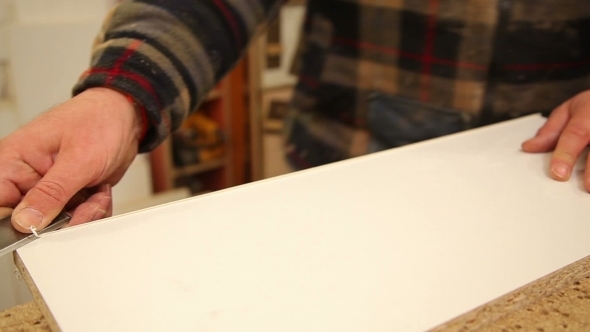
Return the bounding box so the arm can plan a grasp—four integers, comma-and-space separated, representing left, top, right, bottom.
0, 87, 143, 233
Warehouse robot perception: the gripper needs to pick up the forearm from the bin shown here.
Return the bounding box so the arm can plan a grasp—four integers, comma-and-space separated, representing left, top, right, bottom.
73, 0, 284, 152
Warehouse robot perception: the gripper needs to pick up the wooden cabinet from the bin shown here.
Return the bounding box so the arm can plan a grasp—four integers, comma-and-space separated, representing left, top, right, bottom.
148, 58, 252, 195
247, 1, 307, 179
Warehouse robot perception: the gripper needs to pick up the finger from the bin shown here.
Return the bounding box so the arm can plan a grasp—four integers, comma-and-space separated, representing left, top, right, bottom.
585, 155, 590, 193
522, 102, 571, 152
5, 167, 43, 198
11, 156, 94, 233
0, 179, 22, 209
64, 189, 91, 211
0, 207, 13, 219
68, 184, 112, 227
549, 118, 590, 181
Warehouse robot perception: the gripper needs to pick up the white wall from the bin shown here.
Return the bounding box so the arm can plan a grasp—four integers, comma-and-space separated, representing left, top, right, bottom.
0, 0, 116, 137
11, 0, 115, 24
0, 0, 19, 138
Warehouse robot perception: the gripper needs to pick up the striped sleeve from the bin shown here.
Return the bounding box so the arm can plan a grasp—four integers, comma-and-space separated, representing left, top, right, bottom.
72, 0, 285, 152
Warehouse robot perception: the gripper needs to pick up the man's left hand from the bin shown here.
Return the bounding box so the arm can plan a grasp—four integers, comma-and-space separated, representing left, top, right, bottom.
522, 90, 590, 192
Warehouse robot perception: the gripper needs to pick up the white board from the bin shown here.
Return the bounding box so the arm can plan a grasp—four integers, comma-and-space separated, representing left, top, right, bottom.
16, 114, 590, 331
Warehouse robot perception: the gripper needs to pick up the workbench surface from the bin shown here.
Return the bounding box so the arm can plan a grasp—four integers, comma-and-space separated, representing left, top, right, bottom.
1, 255, 589, 331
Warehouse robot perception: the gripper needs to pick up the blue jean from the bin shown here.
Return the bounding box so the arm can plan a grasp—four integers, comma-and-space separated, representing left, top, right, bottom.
366, 92, 470, 150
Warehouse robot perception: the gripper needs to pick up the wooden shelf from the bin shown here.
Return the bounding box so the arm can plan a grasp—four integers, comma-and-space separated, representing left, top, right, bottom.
205, 89, 222, 101
173, 159, 225, 178
265, 44, 282, 56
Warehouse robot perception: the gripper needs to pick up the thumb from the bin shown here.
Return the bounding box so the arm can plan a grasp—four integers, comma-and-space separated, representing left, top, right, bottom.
11, 158, 91, 233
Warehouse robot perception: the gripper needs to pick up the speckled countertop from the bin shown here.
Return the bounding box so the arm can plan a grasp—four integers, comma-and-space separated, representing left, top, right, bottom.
2, 255, 589, 332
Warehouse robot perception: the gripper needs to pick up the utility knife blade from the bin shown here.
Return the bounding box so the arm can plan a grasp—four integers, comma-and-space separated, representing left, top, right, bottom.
0, 212, 71, 257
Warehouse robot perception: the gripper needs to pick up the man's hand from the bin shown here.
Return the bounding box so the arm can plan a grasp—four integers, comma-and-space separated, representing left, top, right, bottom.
522, 90, 590, 192
0, 87, 142, 233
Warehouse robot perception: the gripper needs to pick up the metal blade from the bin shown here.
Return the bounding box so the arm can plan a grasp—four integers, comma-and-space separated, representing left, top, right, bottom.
0, 212, 71, 257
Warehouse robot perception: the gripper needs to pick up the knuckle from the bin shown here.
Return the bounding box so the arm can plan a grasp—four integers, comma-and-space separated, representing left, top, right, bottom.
553, 148, 579, 165
564, 123, 590, 140
553, 153, 575, 164
0, 180, 20, 207
32, 180, 69, 204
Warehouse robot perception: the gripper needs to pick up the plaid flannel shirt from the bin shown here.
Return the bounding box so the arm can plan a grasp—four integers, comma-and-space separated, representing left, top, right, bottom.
73, 0, 590, 168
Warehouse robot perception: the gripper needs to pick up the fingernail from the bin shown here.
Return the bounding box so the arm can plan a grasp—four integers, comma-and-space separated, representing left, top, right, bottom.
14, 208, 44, 229
551, 163, 569, 180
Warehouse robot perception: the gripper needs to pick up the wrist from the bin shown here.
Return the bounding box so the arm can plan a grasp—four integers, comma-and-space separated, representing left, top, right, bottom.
81, 87, 147, 145
122, 94, 148, 144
